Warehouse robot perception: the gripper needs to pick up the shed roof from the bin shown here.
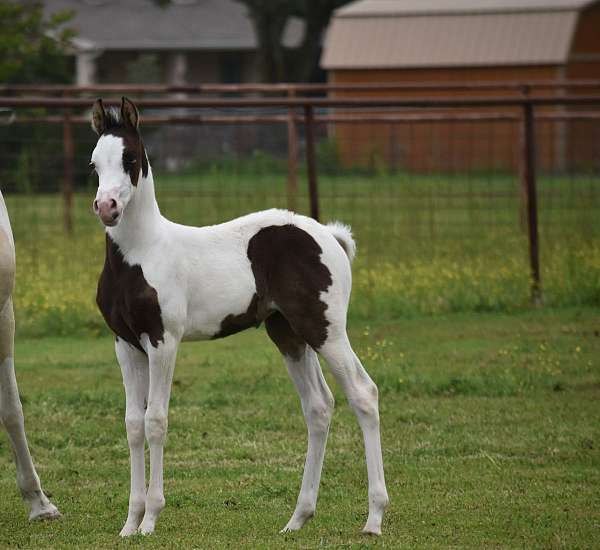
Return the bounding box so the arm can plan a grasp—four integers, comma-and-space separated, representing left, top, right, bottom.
337, 0, 596, 17
44, 0, 304, 51
322, 0, 597, 69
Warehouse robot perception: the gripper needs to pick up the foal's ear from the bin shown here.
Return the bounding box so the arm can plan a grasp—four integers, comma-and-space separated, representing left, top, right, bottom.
91, 98, 106, 135
121, 97, 140, 129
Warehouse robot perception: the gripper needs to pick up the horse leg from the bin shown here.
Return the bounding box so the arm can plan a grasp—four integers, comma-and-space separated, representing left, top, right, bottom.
138, 332, 178, 535
266, 313, 334, 532
0, 298, 60, 520
115, 338, 149, 536
318, 333, 388, 535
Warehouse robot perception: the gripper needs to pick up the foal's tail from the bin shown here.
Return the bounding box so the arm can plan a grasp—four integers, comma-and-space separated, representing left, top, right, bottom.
327, 221, 356, 263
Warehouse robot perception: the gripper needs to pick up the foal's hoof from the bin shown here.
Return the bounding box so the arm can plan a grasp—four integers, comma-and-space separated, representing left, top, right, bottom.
138, 517, 157, 536
280, 518, 304, 533
29, 504, 61, 522
119, 523, 140, 537
280, 510, 313, 533
362, 518, 383, 536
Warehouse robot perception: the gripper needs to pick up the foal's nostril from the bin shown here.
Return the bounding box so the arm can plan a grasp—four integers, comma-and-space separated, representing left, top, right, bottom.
93, 200, 99, 213
111, 211, 119, 221
110, 198, 117, 209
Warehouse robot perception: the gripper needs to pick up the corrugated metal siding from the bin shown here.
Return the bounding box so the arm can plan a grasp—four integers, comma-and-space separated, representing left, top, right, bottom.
322, 12, 578, 69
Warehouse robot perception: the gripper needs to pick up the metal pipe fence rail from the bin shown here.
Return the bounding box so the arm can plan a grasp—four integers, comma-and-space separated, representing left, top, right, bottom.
1, 87, 600, 306
2, 94, 600, 108
1, 79, 600, 95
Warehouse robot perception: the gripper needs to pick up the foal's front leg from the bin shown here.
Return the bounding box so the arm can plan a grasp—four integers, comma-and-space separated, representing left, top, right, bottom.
115, 339, 149, 537
138, 332, 179, 535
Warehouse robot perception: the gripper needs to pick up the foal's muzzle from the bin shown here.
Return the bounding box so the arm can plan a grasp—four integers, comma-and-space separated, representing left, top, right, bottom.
93, 198, 121, 227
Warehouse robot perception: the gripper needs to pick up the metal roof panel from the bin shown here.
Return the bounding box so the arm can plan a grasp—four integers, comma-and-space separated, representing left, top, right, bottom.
337, 0, 596, 17
322, 11, 578, 68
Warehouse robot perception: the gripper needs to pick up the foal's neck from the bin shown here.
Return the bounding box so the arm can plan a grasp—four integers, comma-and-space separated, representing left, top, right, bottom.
107, 166, 162, 250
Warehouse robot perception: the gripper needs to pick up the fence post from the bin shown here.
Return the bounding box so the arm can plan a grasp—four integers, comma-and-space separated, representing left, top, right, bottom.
62, 109, 74, 234
521, 101, 542, 306
304, 104, 320, 221
286, 89, 299, 212
518, 85, 530, 232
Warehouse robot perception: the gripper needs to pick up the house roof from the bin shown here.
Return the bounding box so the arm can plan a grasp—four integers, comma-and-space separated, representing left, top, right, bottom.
322, 0, 598, 69
44, 0, 304, 51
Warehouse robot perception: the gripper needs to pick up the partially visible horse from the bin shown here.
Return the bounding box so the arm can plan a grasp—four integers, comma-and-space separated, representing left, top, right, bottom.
90, 97, 388, 537
0, 191, 60, 520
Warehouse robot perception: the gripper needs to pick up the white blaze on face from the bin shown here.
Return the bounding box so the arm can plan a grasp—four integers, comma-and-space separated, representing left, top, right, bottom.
91, 134, 135, 223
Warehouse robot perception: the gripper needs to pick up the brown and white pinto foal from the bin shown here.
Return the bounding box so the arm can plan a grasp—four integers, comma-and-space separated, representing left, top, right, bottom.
0, 191, 60, 521
90, 98, 388, 536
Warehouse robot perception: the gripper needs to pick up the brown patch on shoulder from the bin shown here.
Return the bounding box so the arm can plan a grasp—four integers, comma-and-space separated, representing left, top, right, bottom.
96, 235, 164, 353
248, 224, 332, 349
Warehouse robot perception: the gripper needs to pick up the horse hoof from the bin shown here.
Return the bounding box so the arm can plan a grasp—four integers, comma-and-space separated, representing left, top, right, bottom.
29, 505, 61, 522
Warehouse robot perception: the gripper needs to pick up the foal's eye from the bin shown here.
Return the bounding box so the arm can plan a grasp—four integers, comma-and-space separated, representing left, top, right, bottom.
123, 154, 137, 166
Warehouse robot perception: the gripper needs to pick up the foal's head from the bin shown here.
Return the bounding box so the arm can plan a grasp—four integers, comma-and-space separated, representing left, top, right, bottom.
90, 97, 148, 227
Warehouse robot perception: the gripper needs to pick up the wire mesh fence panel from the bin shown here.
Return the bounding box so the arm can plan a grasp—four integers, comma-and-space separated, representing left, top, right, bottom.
316, 116, 524, 258
0, 94, 598, 335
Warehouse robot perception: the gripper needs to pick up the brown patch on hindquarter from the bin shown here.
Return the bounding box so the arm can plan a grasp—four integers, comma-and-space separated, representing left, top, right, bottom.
96, 235, 164, 352
265, 312, 306, 360
212, 224, 333, 347
213, 294, 270, 339
248, 224, 332, 349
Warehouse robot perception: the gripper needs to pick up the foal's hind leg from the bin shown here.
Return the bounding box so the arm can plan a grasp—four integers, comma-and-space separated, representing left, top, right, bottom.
266, 313, 334, 532
318, 334, 388, 535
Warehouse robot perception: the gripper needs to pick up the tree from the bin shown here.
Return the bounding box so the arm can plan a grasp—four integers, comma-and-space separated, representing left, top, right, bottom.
0, 2, 76, 195
237, 0, 352, 82
0, 1, 75, 84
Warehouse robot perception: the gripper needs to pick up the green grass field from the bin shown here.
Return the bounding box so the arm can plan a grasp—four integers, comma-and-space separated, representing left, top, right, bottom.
1, 170, 599, 547
4, 169, 600, 337
0, 308, 599, 548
